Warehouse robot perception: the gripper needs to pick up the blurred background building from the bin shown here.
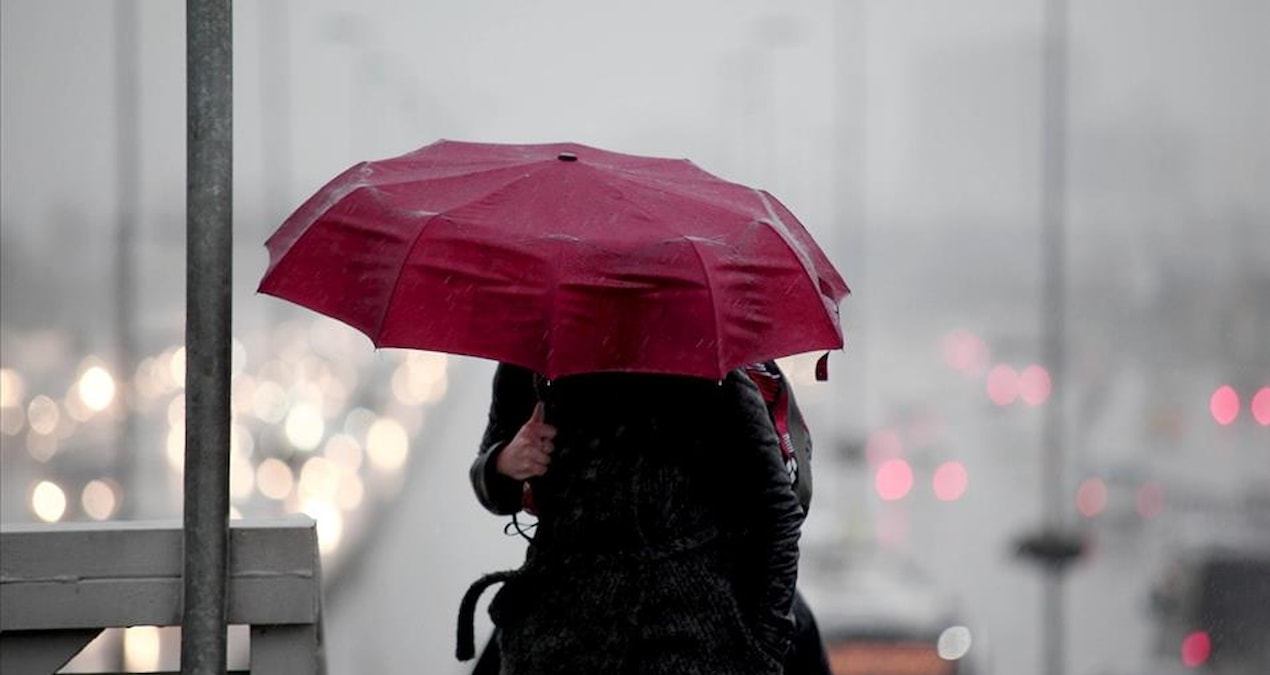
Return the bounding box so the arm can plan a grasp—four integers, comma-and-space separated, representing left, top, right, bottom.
2, 1, 1267, 674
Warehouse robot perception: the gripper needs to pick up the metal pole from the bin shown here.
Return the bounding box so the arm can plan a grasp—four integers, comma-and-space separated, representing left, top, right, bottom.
113, 0, 140, 517
1040, 0, 1069, 674
182, 1, 232, 673
833, 0, 868, 433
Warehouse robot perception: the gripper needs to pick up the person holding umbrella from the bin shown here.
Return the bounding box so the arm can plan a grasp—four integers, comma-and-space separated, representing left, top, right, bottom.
457, 361, 802, 673
256, 139, 850, 672
465, 360, 833, 674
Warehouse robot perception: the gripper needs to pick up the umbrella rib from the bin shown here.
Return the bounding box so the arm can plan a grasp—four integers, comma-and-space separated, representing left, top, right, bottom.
262, 163, 375, 266
751, 192, 848, 351
371, 162, 572, 345
545, 232, 565, 380
751, 189, 837, 298
590, 172, 711, 241
679, 235, 724, 378
371, 212, 447, 345
359, 159, 550, 191
599, 169, 763, 222
583, 174, 726, 373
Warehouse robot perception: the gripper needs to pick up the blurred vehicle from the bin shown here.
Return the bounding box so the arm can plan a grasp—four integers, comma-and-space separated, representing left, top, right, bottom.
1145, 544, 1270, 675
799, 543, 982, 675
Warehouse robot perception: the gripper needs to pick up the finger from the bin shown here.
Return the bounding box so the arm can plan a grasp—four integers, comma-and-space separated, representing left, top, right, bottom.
538, 424, 557, 440
507, 436, 536, 457
529, 401, 545, 424
527, 449, 551, 469
539, 440, 554, 455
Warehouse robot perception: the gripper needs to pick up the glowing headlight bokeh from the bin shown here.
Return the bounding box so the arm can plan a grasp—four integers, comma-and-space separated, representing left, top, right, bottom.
284, 402, 325, 451
27, 395, 60, 435
366, 417, 409, 473
32, 480, 67, 522
82, 479, 119, 520
252, 380, 289, 424
4, 321, 452, 600
299, 456, 340, 501
256, 458, 295, 501
937, 625, 972, 661
77, 365, 117, 412
324, 433, 364, 473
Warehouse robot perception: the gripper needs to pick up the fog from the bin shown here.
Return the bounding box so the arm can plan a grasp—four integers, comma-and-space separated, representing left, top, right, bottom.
2, 2, 1267, 674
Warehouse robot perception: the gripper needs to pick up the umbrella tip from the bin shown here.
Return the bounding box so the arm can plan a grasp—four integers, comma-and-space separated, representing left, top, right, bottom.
557, 152, 578, 162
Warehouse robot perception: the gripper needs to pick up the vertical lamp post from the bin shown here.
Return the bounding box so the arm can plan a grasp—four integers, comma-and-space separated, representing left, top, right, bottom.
832, 0, 868, 435
182, 0, 233, 673
113, 0, 140, 522
1016, 2, 1085, 675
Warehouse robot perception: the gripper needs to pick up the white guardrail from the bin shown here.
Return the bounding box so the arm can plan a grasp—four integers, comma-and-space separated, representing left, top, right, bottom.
0, 516, 325, 675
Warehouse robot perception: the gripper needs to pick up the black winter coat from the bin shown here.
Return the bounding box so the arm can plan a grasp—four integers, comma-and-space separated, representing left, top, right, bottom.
463, 363, 803, 674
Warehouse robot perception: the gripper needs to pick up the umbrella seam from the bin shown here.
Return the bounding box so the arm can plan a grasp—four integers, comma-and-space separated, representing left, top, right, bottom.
679, 235, 725, 377
370, 167, 562, 343
754, 190, 849, 301
372, 212, 448, 344
587, 174, 838, 373
261, 164, 374, 277
546, 228, 565, 380
352, 161, 549, 192
585, 170, 726, 373
596, 169, 765, 225
587, 171, 685, 242
754, 188, 850, 306
751, 194, 847, 350
601, 174, 847, 306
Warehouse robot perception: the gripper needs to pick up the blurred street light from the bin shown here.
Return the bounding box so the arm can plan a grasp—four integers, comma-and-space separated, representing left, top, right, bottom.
1252, 387, 1270, 426
1209, 384, 1240, 426
932, 461, 969, 502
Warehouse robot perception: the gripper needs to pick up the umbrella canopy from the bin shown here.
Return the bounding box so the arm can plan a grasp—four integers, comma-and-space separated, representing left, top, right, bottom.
259, 140, 849, 380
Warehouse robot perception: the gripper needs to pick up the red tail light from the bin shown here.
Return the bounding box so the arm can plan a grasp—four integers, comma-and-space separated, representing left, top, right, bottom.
1181, 630, 1211, 668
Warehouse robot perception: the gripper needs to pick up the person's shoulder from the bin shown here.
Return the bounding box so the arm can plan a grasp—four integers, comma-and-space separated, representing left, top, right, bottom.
723, 367, 765, 401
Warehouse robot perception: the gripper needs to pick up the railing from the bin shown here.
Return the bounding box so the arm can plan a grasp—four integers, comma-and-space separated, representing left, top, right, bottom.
0, 516, 325, 675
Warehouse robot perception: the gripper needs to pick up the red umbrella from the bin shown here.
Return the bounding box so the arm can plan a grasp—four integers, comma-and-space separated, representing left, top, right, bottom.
259, 140, 849, 380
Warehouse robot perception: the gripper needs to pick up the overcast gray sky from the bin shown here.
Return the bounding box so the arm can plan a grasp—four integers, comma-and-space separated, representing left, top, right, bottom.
4, 0, 1266, 244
